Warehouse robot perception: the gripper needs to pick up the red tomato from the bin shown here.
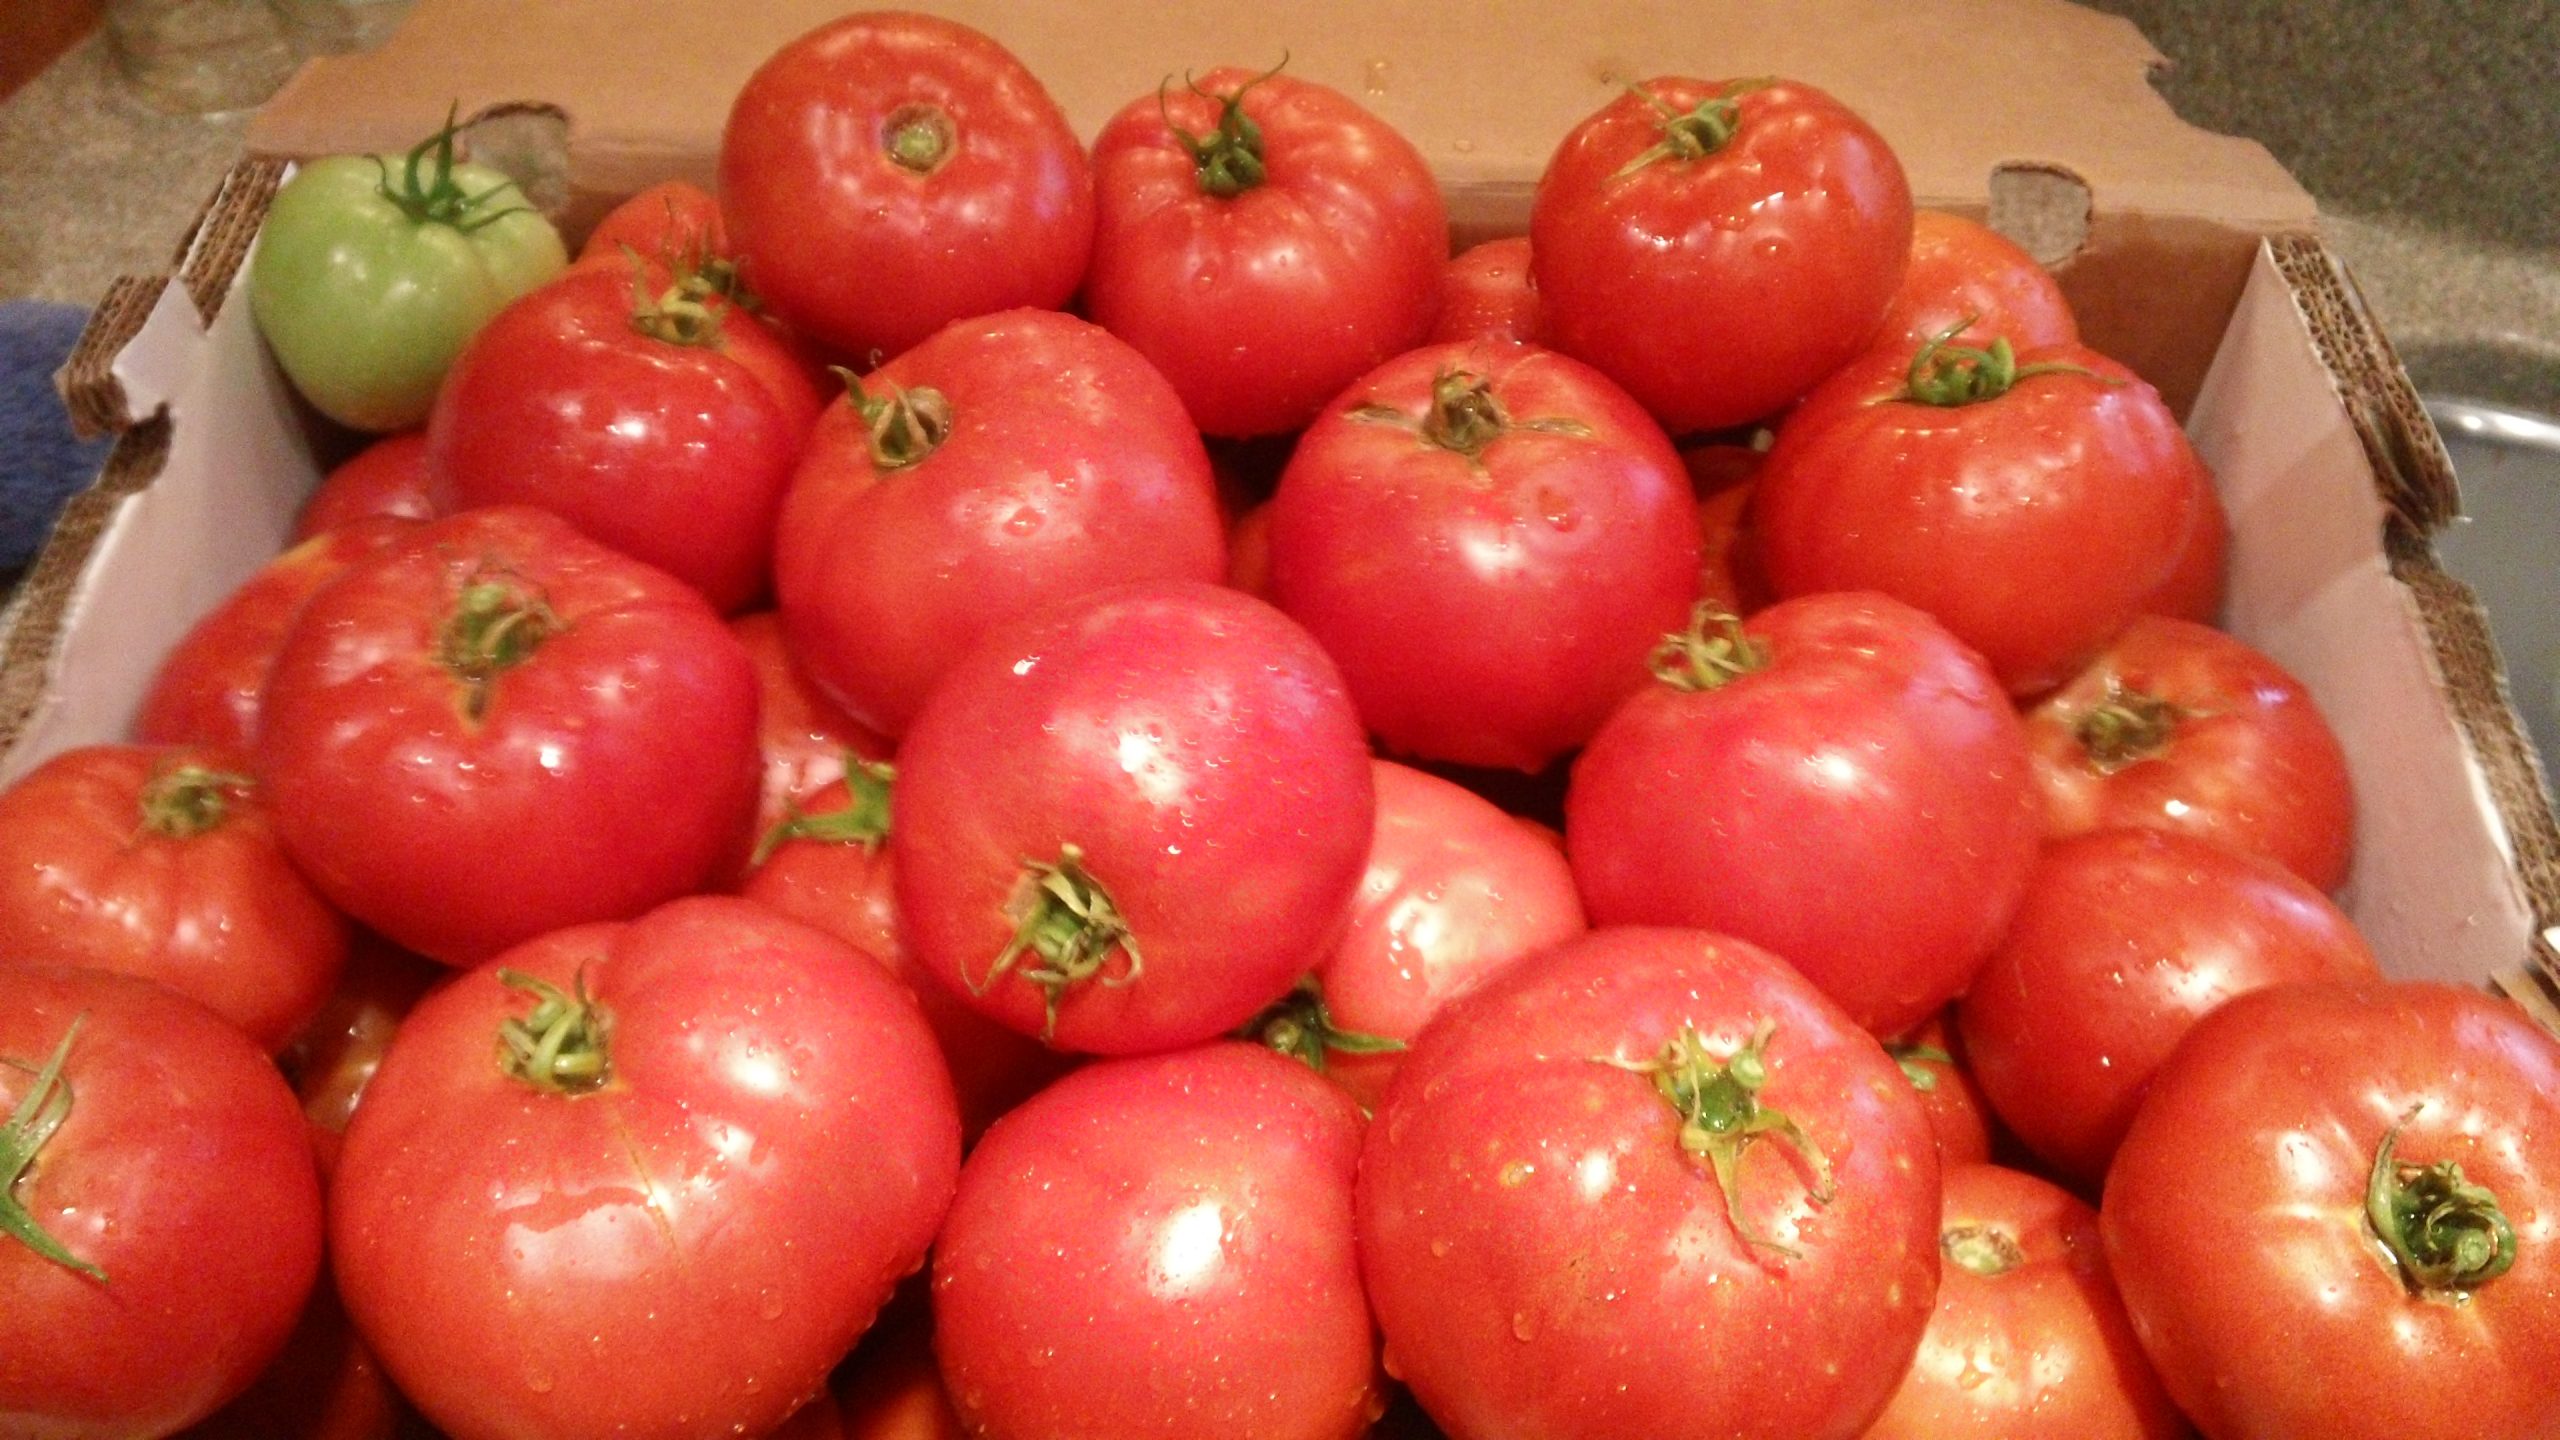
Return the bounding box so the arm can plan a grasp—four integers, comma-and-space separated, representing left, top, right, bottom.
1359, 928, 1941, 1440
176, 1284, 401, 1440
894, 581, 1373, 1054
1252, 759, 1587, 1112
1884, 1011, 1997, 1168
256, 507, 761, 966
724, 610, 891, 885
1268, 340, 1700, 771
2023, 615, 2355, 890
332, 896, 962, 1440
1566, 593, 2042, 1037
1861, 1164, 2180, 1440
720, 12, 1093, 362
0, 744, 347, 1052
1875, 210, 2079, 352
2141, 475, 2229, 623
428, 260, 822, 613
280, 932, 443, 1181
743, 760, 1071, 1142
1431, 236, 1544, 346
1692, 472, 1773, 617
1086, 65, 1446, 437
1224, 498, 1275, 601
831, 1284, 965, 1440
1752, 337, 2207, 695
577, 179, 729, 270
133, 516, 411, 752
934, 1042, 1379, 1440
2102, 980, 2560, 1440
774, 307, 1227, 738
292, 432, 438, 541
1532, 77, 1911, 433
1959, 829, 2377, 1188
0, 967, 322, 1438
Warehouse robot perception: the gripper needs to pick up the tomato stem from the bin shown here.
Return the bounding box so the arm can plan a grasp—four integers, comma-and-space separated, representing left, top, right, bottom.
752, 758, 897, 868
135, 763, 254, 840
1243, 977, 1407, 1076
1648, 603, 1768, 692
1602, 1020, 1834, 1259
834, 369, 953, 471
437, 573, 558, 724
977, 844, 1140, 1042
623, 257, 728, 350
2072, 682, 2187, 773
1349, 367, 1593, 468
2365, 1103, 2516, 1297
883, 104, 954, 174
1895, 317, 2102, 406
1161, 57, 1287, 198
1884, 1039, 1952, 1095
1612, 79, 1766, 179
0, 1016, 107, 1282
371, 103, 536, 232
1942, 1223, 2026, 1278
496, 969, 612, 1095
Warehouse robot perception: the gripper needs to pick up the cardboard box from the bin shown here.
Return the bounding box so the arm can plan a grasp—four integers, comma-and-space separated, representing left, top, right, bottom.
11, 0, 2560, 1020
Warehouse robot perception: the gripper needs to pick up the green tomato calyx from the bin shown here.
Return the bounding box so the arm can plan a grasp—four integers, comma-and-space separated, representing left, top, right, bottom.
1163, 57, 1287, 199
1649, 603, 1769, 692
752, 758, 897, 868
1942, 1222, 2027, 1279
1348, 368, 1594, 467
1614, 79, 1768, 179
2073, 681, 2190, 774
622, 251, 729, 350
978, 844, 1140, 1042
1244, 977, 1407, 1076
1603, 1019, 1835, 1259
373, 105, 537, 233
1884, 1039, 1952, 1094
438, 573, 558, 723
136, 763, 255, 840
1895, 318, 2102, 407
834, 369, 953, 471
496, 969, 611, 1095
0, 1016, 107, 1282
2366, 1103, 2516, 1298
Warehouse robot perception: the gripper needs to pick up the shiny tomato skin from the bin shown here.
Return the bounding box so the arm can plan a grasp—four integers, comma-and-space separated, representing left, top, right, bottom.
292, 432, 438, 541
256, 507, 761, 967
1753, 341, 2206, 696
1086, 67, 1446, 438
1359, 928, 1940, 1440
1268, 340, 1700, 771
1959, 829, 2376, 1187
2023, 615, 2354, 890
720, 12, 1092, 363
2101, 981, 2560, 1440
2141, 476, 2229, 623
1431, 236, 1544, 346
134, 517, 412, 752
1876, 210, 2079, 351
427, 262, 823, 613
934, 1042, 1378, 1440
331, 896, 962, 1440
775, 308, 1226, 739
1291, 759, 1586, 1112
1861, 1164, 2180, 1440
0, 967, 323, 1440
0, 744, 347, 1053
1532, 78, 1911, 434
1566, 592, 2042, 1037
894, 581, 1373, 1055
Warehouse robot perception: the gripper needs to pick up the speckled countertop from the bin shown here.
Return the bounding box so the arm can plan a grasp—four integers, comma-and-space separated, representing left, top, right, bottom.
4, 7, 2556, 411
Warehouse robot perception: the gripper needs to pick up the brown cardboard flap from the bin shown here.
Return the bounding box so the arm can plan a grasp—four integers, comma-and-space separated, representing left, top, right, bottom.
0, 419, 174, 760
249, 0, 2315, 238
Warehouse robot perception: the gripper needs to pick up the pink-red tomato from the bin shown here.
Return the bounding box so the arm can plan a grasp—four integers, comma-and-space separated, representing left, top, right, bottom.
427, 260, 823, 613
1267, 340, 1700, 771
1086, 66, 1446, 437
1359, 928, 1941, 1440
175, 1284, 401, 1440
722, 610, 892, 886
256, 507, 761, 966
1752, 338, 2208, 696
831, 1285, 966, 1440
2102, 981, 2560, 1440
1691, 469, 1773, 617
0, 744, 347, 1052
720, 12, 1093, 362
280, 931, 443, 1182
2023, 615, 2355, 890
292, 432, 438, 541
2141, 476, 2229, 623
133, 516, 412, 752
331, 896, 962, 1440
1959, 828, 2377, 1187
1532, 77, 1911, 434
1566, 593, 2042, 1037
1885, 1011, 1998, 1169
0, 966, 323, 1439
1860, 1164, 2180, 1440
934, 1042, 1378, 1440
1252, 759, 1586, 1113
577, 179, 729, 269
894, 581, 1373, 1054
774, 307, 1227, 738
1431, 236, 1544, 346
1875, 210, 2079, 352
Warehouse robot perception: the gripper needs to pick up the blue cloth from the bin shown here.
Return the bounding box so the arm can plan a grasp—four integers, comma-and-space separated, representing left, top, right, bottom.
1, 301, 114, 580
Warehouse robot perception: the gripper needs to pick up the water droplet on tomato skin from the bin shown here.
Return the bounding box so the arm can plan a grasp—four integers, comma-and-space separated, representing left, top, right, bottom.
1510, 1310, 1539, 1341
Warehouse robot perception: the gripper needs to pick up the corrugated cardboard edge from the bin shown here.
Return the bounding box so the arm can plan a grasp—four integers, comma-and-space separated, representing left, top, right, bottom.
2268, 234, 2560, 995
0, 420, 174, 755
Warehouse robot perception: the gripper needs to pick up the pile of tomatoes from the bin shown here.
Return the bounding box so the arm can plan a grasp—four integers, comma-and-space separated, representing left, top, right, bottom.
5, 10, 2558, 1440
